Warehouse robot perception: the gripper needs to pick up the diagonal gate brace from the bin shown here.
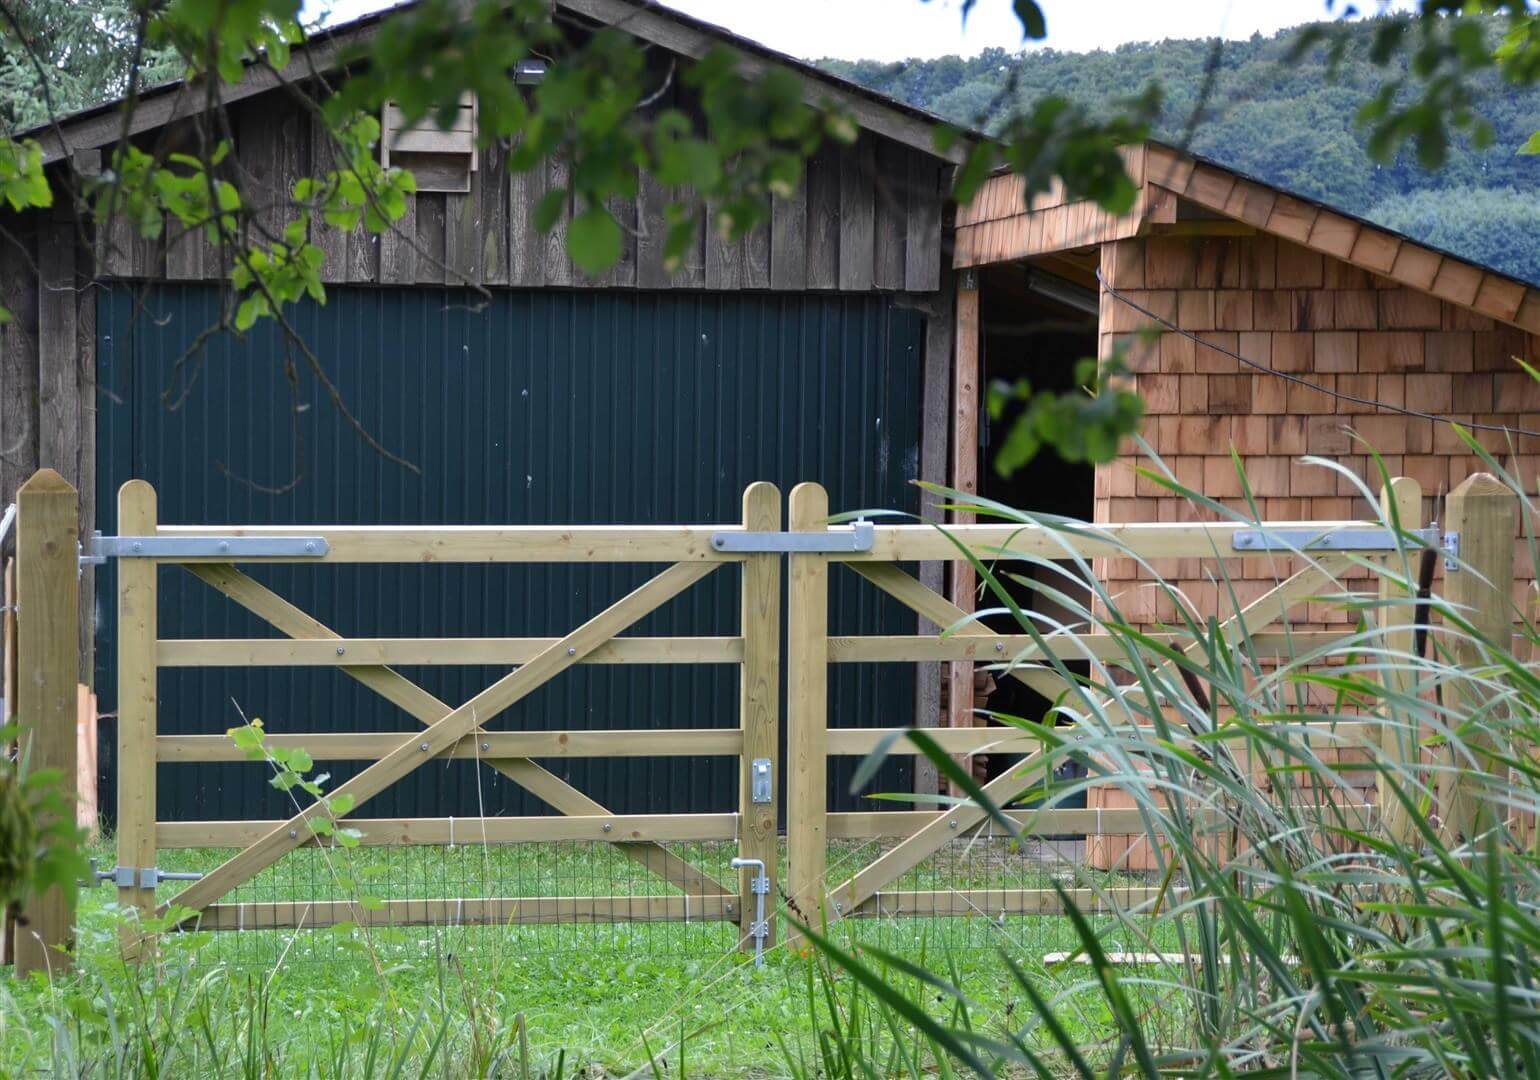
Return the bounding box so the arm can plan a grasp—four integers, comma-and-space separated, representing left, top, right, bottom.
167, 561, 727, 921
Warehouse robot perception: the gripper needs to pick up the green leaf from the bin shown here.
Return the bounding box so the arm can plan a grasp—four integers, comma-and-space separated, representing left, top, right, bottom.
567, 206, 622, 274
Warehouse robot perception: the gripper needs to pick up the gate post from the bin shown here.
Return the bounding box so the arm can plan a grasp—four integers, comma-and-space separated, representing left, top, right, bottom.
116, 481, 158, 945
14, 469, 80, 977
1376, 477, 1421, 847
1438, 472, 1515, 846
737, 482, 781, 952
785, 483, 828, 948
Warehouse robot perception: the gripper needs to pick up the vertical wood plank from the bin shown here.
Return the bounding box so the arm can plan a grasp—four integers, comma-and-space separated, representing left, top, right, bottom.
415, 193, 448, 285
1439, 473, 1516, 845
74, 269, 96, 683
444, 165, 482, 286
308, 113, 348, 283
704, 201, 744, 291
804, 143, 839, 290
915, 268, 954, 796
786, 482, 829, 945
737, 481, 781, 949
1, 220, 41, 503
599, 192, 638, 288
115, 480, 158, 944
769, 178, 807, 290
743, 217, 770, 290
378, 193, 418, 285
508, 149, 547, 287
14, 469, 79, 978
948, 273, 981, 747
838, 136, 876, 291
634, 169, 672, 290
37, 225, 80, 491
479, 140, 510, 287
544, 154, 574, 288
872, 142, 908, 291
1376, 477, 1422, 846
905, 157, 944, 293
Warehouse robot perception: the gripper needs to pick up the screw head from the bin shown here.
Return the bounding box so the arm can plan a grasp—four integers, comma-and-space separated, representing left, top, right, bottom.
288, 829, 297, 839
948, 819, 958, 829
994, 642, 1004, 653
336, 646, 346, 655
419, 741, 430, 752
567, 647, 577, 656
218, 541, 230, 552
131, 541, 142, 552
480, 742, 490, 752
305, 542, 316, 552
602, 822, 612, 832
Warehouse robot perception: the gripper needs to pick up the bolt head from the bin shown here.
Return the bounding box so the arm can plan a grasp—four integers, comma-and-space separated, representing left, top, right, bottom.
305, 542, 316, 552
336, 646, 346, 655
288, 829, 297, 839
567, 647, 577, 656
131, 541, 142, 552
948, 819, 958, 829
602, 822, 612, 832
480, 742, 490, 752
420, 741, 430, 752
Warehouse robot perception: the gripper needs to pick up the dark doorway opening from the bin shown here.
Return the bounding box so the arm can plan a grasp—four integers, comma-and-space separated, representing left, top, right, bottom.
974, 257, 1099, 789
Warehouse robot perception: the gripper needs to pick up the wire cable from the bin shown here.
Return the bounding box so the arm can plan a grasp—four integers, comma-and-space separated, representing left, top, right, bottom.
1095, 267, 1540, 440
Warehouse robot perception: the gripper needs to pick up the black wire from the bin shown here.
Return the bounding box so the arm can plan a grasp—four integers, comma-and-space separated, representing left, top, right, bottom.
1095, 267, 1540, 440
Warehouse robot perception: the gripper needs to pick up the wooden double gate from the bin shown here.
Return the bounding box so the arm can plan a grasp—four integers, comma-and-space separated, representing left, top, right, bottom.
13, 469, 1480, 975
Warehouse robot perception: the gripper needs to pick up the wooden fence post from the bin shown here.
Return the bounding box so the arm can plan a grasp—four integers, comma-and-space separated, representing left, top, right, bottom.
116, 481, 158, 944
1376, 477, 1422, 847
738, 482, 781, 951
785, 482, 828, 948
1438, 472, 1516, 846
14, 469, 80, 977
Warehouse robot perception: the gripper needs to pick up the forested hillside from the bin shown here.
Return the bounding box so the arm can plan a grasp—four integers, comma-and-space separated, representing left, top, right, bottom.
823, 18, 1540, 284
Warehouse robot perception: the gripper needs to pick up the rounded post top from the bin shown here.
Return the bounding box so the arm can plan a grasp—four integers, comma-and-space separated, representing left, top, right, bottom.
788, 483, 828, 530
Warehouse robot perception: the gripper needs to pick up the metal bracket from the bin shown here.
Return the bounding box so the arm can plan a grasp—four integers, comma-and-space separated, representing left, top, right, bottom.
1441, 530, 1461, 572
1231, 526, 1442, 553
750, 758, 773, 804
711, 521, 873, 555
88, 858, 204, 889
82, 531, 330, 566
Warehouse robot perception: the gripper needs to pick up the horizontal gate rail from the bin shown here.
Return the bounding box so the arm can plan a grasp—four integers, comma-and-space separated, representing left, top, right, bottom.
157, 636, 743, 666
849, 888, 1177, 918
158, 813, 743, 848
158, 729, 745, 762
196, 895, 738, 932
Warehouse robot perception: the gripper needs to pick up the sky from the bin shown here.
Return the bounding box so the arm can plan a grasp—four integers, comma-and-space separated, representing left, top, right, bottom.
311, 0, 1418, 60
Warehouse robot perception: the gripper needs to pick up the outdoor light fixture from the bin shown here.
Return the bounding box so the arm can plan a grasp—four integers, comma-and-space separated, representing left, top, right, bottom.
515, 59, 548, 85
1025, 268, 1099, 315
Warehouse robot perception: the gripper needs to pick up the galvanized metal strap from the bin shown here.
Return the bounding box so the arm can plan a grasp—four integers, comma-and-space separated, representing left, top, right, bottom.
711, 521, 873, 554
82, 531, 330, 564
1230, 526, 1444, 554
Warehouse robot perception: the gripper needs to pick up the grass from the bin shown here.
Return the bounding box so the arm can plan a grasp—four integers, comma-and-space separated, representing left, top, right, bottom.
0, 830, 1169, 1075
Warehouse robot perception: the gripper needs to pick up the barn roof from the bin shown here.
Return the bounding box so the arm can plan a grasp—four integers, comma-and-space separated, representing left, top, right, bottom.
24, 0, 970, 167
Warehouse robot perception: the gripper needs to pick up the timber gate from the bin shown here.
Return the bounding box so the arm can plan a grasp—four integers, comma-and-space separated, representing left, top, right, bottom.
11, 468, 1498, 975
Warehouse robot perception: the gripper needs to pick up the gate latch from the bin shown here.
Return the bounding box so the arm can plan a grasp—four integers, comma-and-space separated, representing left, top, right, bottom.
88, 858, 204, 889
711, 520, 873, 555
81, 531, 330, 566
730, 857, 770, 968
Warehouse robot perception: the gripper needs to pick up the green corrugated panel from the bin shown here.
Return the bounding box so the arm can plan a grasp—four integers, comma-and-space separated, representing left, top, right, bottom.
96, 286, 925, 822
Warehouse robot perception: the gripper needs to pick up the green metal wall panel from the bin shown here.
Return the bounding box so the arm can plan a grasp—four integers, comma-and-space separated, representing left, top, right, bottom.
96, 285, 925, 822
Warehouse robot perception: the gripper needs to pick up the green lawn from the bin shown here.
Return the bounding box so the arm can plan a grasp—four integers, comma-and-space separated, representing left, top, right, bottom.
0, 833, 1181, 1076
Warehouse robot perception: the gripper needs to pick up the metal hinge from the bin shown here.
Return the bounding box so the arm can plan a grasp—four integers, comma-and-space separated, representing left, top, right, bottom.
81, 531, 330, 566
711, 521, 873, 555
88, 858, 204, 889
1231, 526, 1445, 555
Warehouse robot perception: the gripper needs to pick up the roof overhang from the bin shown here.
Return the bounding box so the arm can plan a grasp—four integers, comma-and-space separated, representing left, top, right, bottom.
955, 139, 1540, 335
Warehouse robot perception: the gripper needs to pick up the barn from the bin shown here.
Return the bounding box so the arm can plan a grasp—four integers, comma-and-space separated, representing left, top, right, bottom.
3, 2, 1539, 826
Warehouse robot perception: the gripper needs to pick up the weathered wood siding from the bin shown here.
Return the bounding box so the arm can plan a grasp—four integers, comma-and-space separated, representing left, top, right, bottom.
100, 88, 947, 295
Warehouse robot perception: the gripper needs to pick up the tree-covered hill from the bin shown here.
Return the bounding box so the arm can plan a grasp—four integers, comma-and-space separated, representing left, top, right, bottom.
822, 19, 1540, 284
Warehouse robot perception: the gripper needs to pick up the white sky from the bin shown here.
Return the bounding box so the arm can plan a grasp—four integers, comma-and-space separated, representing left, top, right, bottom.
311, 0, 1420, 61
